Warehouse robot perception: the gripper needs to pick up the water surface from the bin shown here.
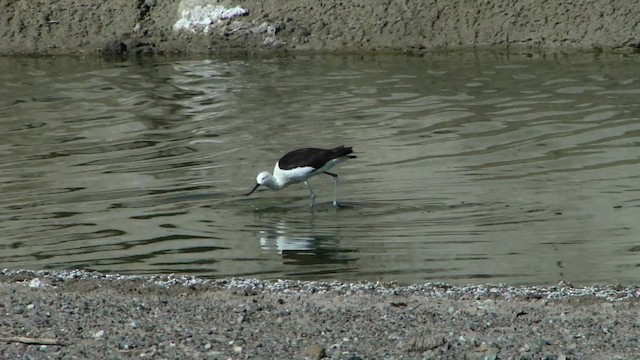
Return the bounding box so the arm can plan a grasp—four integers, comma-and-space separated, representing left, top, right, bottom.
0, 53, 638, 285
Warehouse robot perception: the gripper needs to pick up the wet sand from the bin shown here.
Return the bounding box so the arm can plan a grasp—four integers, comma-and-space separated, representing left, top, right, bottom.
1, 270, 639, 359
0, 0, 638, 55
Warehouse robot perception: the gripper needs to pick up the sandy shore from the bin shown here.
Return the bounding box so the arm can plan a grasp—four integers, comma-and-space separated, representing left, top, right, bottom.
0, 0, 639, 55
1, 269, 639, 359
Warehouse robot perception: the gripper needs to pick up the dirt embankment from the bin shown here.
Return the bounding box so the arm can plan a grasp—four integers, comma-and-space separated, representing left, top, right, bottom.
0, 0, 638, 55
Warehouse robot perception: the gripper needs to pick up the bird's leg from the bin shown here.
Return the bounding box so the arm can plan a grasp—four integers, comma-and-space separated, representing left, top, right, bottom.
323, 172, 339, 207
304, 181, 316, 208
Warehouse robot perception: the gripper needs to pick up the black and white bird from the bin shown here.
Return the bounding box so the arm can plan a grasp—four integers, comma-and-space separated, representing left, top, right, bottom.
245, 146, 356, 207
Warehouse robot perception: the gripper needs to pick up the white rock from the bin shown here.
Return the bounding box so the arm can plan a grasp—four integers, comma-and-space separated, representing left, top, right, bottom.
29, 278, 45, 288
173, 1, 248, 33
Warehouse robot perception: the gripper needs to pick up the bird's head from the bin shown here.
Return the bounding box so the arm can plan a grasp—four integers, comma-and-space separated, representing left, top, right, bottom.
245, 171, 274, 195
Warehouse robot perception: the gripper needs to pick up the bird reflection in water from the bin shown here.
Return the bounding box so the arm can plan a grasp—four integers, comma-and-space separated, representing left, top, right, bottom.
258, 220, 358, 266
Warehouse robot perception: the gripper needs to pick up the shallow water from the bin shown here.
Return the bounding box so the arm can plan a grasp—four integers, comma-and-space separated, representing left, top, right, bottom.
0, 53, 638, 285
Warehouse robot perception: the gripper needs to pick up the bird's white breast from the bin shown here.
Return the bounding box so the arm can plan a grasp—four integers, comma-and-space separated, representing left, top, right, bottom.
273, 163, 316, 186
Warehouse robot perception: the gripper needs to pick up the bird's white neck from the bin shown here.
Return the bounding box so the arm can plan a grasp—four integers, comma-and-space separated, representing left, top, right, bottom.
262, 173, 286, 190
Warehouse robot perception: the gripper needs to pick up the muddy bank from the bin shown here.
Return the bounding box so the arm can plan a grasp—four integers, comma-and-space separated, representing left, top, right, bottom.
0, 0, 638, 55
1, 270, 639, 359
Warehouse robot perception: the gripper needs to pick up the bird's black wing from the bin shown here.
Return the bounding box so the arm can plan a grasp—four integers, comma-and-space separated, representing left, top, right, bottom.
278, 146, 355, 170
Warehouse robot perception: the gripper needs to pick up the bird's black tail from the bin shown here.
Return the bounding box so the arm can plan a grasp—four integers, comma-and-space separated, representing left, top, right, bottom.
333, 145, 357, 159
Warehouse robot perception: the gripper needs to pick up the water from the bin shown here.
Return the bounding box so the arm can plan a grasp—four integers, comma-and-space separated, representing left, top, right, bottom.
0, 53, 638, 285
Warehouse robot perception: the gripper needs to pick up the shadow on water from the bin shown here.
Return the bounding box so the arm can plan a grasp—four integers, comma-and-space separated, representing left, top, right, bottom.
0, 53, 639, 285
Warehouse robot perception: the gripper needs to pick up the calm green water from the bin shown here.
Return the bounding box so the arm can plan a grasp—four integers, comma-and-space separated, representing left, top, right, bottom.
0, 53, 638, 285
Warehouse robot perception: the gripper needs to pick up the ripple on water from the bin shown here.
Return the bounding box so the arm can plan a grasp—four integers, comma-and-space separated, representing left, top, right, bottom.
0, 54, 638, 285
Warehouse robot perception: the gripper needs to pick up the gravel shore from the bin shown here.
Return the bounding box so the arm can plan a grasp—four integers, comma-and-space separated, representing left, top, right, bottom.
1, 270, 639, 359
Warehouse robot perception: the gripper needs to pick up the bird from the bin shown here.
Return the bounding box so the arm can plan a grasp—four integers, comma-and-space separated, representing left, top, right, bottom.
245, 146, 356, 207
